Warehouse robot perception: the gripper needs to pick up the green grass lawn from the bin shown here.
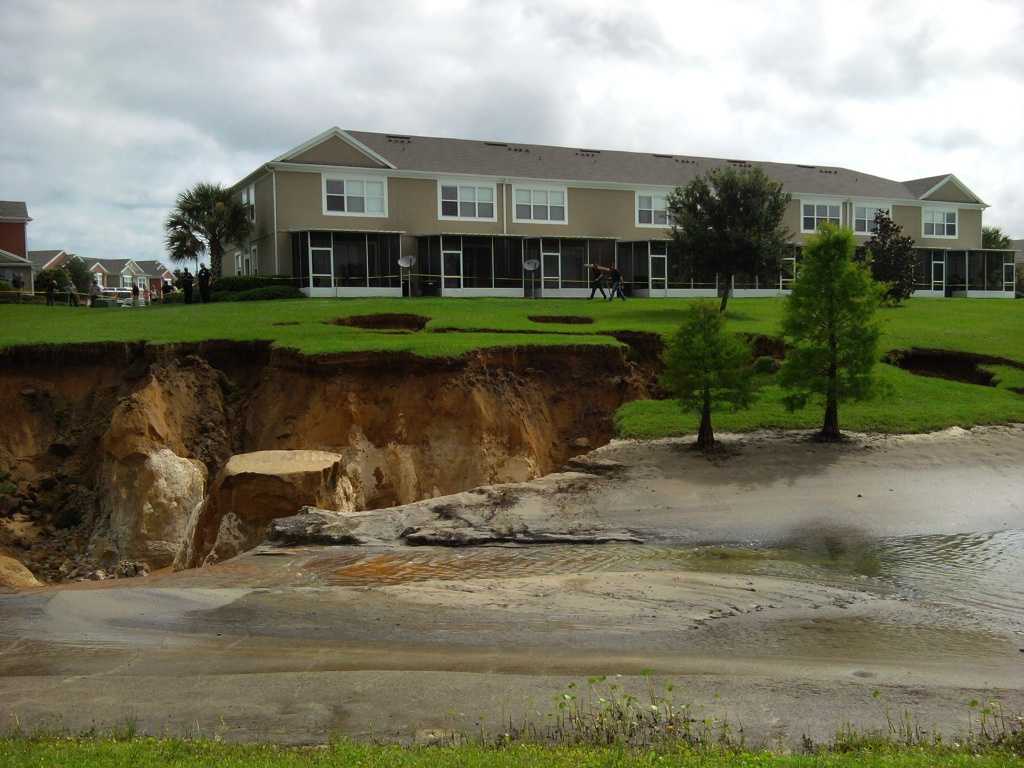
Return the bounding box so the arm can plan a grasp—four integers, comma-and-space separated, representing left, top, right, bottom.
1, 297, 1021, 436
0, 739, 1019, 768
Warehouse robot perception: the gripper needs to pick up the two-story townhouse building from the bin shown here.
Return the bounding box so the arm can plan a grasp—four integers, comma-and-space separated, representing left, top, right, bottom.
87, 258, 149, 290
0, 201, 34, 292
227, 128, 1015, 299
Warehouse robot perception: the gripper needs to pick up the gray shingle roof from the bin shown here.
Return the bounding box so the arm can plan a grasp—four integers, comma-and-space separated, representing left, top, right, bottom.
133, 260, 172, 276
0, 201, 29, 220
346, 130, 937, 201
26, 249, 64, 269
902, 175, 952, 198
88, 258, 131, 273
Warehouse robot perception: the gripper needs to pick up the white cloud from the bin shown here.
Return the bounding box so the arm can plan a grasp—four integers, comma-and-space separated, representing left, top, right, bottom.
1, 0, 1022, 264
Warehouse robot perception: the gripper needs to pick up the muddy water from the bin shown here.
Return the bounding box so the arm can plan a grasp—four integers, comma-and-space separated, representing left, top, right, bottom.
303, 528, 1024, 636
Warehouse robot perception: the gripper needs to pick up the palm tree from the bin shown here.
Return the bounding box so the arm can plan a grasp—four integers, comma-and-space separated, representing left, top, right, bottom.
164, 182, 251, 277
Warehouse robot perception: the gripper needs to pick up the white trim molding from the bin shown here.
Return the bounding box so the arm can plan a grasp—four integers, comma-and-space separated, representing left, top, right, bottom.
511, 183, 568, 224
437, 178, 499, 223
321, 172, 389, 218
272, 126, 396, 169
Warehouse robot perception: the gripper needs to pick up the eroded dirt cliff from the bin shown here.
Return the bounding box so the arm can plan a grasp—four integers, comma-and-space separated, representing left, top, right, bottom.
0, 339, 656, 584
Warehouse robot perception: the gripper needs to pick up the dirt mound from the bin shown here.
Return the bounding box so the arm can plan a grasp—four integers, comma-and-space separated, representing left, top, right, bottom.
329, 314, 429, 331
528, 315, 594, 325
884, 348, 1024, 388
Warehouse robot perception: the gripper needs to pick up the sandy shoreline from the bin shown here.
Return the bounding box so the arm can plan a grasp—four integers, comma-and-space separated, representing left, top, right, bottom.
1, 425, 1022, 744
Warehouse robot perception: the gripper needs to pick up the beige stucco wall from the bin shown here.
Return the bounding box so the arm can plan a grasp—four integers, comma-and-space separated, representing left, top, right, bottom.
892, 205, 981, 250
291, 135, 387, 168
923, 179, 976, 204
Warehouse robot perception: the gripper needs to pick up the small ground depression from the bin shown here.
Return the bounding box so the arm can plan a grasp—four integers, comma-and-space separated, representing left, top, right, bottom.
885, 348, 1024, 389
328, 314, 430, 331
528, 315, 594, 325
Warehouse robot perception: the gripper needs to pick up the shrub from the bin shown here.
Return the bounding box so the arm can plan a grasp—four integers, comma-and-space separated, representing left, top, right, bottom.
752, 355, 780, 374
213, 275, 297, 293
226, 286, 304, 302
0, 280, 12, 293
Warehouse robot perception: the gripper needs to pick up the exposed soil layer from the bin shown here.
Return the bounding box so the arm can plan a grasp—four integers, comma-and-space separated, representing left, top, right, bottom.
328, 313, 429, 331
885, 347, 1024, 388
0, 339, 655, 580
527, 315, 594, 325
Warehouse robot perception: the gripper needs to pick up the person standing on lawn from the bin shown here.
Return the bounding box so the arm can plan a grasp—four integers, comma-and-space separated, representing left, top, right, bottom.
131, 282, 140, 306
181, 269, 194, 305
197, 265, 211, 304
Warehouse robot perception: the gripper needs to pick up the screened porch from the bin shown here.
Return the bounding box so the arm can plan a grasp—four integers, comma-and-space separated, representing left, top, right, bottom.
292, 231, 403, 297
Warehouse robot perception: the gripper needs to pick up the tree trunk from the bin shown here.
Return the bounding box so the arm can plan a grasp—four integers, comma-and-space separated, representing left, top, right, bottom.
210, 239, 223, 279
820, 332, 841, 441
719, 273, 732, 313
696, 396, 714, 451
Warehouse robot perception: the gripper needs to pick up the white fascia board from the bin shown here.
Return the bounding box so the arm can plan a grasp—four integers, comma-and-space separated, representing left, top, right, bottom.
271, 127, 397, 170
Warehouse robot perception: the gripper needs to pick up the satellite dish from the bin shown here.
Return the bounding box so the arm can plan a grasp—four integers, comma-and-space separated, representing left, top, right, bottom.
523, 258, 540, 271
398, 254, 416, 268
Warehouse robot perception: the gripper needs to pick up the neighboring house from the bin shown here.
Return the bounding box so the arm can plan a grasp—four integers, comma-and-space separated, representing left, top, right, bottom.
27, 249, 74, 273
0, 201, 34, 292
227, 127, 1015, 299
87, 258, 149, 290
133, 260, 175, 293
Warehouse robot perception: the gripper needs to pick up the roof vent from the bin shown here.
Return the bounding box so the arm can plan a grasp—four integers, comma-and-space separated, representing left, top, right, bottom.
576, 149, 601, 157
484, 141, 509, 147
796, 164, 816, 169
675, 158, 697, 165
507, 146, 530, 153
385, 134, 411, 143
817, 168, 838, 175
727, 159, 752, 168
653, 153, 673, 159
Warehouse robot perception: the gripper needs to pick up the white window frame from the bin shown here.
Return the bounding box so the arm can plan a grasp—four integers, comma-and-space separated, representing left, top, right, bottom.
922, 207, 958, 239
250, 245, 258, 274
800, 198, 843, 233
511, 184, 568, 224
240, 183, 256, 223
635, 190, 670, 228
322, 173, 388, 218
437, 178, 498, 222
853, 202, 891, 235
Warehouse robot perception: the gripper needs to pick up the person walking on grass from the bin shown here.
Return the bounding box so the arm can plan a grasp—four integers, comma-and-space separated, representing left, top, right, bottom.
587, 263, 608, 300
45, 281, 55, 307
131, 282, 140, 307
607, 265, 626, 301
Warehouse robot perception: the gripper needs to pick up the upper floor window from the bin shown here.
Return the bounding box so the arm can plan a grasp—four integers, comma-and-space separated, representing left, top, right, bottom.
240, 183, 256, 222
854, 204, 890, 234
923, 207, 957, 238
637, 192, 668, 225
513, 186, 566, 223
801, 201, 841, 232
439, 182, 496, 220
323, 175, 387, 217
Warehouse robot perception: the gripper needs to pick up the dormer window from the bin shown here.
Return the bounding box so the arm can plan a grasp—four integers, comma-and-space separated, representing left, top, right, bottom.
322, 174, 387, 217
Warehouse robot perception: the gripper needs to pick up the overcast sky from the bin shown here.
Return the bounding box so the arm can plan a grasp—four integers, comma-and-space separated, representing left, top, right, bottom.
2, 0, 1022, 263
